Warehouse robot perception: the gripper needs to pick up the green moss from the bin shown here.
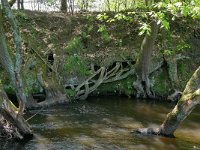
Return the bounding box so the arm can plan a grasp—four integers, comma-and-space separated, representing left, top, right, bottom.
95, 76, 136, 96
178, 60, 194, 90
66, 89, 76, 98
65, 37, 84, 54
152, 68, 171, 95
4, 10, 198, 98
63, 55, 91, 76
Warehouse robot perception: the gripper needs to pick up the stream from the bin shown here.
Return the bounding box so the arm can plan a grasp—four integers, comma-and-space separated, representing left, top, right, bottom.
1, 96, 200, 150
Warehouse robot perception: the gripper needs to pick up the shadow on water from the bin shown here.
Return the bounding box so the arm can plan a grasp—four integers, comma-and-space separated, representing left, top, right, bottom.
1, 96, 200, 150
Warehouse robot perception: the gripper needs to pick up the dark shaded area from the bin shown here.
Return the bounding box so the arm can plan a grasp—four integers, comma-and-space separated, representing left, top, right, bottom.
32, 92, 46, 103
6, 93, 19, 108
47, 53, 54, 72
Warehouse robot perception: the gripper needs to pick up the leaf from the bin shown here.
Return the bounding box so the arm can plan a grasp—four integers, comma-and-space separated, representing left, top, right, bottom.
154, 2, 167, 9
138, 30, 145, 36
162, 20, 170, 30
174, 2, 182, 7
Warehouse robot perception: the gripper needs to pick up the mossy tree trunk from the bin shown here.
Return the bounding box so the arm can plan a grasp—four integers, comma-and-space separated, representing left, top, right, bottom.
1, 0, 27, 114
0, 85, 32, 139
157, 66, 200, 136
133, 21, 159, 98
0, 1, 32, 139
136, 66, 200, 137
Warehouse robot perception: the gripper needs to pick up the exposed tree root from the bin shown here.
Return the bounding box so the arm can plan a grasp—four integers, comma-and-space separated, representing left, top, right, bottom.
167, 90, 182, 102
64, 57, 167, 100
165, 54, 189, 89
0, 86, 32, 140
26, 71, 68, 109
71, 61, 135, 100
133, 59, 164, 98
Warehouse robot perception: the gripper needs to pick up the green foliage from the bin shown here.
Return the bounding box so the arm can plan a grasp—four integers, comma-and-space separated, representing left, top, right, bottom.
96, 76, 136, 96
66, 89, 76, 98
114, 13, 133, 21
24, 73, 41, 93
96, 13, 109, 21
163, 40, 190, 56
3, 83, 14, 95
154, 1, 200, 19
16, 11, 27, 19
64, 55, 91, 76
65, 37, 84, 54
138, 23, 151, 35
178, 61, 194, 90
152, 69, 171, 95
97, 25, 111, 43
96, 12, 135, 23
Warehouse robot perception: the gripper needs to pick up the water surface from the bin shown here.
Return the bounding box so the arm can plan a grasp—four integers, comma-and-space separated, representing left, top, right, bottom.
2, 96, 200, 150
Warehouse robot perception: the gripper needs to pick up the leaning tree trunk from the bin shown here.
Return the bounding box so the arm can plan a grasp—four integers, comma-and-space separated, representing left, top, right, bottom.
1, 0, 27, 114
157, 66, 200, 136
0, 85, 32, 139
136, 66, 200, 137
0, 1, 32, 139
133, 21, 159, 98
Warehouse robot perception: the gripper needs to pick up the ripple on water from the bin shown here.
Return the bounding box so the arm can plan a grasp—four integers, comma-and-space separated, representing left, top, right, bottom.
2, 97, 200, 150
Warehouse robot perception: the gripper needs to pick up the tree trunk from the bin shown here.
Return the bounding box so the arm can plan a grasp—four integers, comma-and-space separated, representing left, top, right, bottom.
0, 85, 32, 139
60, 0, 67, 12
17, 0, 24, 10
0, 1, 32, 139
26, 70, 67, 108
106, 0, 110, 11
1, 0, 27, 114
157, 66, 200, 136
133, 21, 159, 98
136, 66, 200, 137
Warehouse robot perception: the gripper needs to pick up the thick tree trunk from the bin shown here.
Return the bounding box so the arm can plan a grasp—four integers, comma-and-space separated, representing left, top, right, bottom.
157, 66, 200, 136
133, 21, 159, 98
0, 85, 32, 139
1, 0, 27, 114
26, 70, 67, 108
136, 66, 200, 137
0, 1, 32, 139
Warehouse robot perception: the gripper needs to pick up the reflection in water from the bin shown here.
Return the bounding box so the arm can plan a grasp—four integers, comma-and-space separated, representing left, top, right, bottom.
1, 96, 200, 150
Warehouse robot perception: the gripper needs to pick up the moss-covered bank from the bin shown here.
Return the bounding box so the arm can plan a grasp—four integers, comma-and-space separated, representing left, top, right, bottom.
1, 10, 200, 102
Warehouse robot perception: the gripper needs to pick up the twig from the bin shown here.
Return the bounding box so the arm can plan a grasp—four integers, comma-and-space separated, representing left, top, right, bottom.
25, 107, 44, 122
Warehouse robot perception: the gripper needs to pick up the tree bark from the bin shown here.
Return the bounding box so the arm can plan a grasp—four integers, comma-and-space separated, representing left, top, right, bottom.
1, 0, 27, 114
0, 3, 32, 139
17, 0, 24, 10
136, 66, 200, 137
157, 66, 200, 136
0, 85, 32, 139
60, 0, 67, 12
133, 21, 159, 98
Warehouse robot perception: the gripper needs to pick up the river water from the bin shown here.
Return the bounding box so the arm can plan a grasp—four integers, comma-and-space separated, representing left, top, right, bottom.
1, 96, 200, 150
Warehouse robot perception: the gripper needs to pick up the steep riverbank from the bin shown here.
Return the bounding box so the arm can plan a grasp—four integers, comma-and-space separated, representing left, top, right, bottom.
1, 10, 200, 104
